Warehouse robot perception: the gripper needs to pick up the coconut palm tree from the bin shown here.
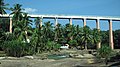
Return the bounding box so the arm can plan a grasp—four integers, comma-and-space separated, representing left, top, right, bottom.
0, 0, 9, 31
20, 13, 32, 41
31, 21, 54, 53
0, 0, 9, 14
10, 4, 23, 22
92, 28, 101, 49
74, 25, 83, 49
43, 21, 54, 41
54, 23, 63, 42
10, 5, 32, 42
64, 24, 74, 43
10, 4, 24, 34
81, 26, 92, 50
34, 17, 40, 28
10, 4, 33, 41
101, 30, 109, 45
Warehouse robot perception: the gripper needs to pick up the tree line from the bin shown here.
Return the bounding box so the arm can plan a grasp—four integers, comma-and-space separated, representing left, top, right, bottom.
0, 0, 120, 57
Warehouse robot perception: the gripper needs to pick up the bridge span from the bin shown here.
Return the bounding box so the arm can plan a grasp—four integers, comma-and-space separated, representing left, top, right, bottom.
1, 14, 120, 49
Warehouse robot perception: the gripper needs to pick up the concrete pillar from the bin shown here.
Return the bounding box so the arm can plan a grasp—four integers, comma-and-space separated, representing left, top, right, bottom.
109, 20, 114, 49
96, 19, 100, 29
54, 17, 58, 41
55, 17, 58, 27
9, 18, 12, 33
69, 18, 72, 25
83, 18, 86, 26
40, 17, 43, 28
96, 19, 101, 49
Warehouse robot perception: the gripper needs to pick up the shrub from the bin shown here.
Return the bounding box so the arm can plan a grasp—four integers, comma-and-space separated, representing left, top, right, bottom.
3, 40, 34, 57
46, 41, 60, 51
68, 40, 77, 48
97, 45, 112, 65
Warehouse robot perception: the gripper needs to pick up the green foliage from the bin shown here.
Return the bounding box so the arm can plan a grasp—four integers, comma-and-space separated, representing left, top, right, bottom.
81, 26, 92, 50
30, 22, 61, 53
97, 45, 113, 65
114, 29, 120, 48
0, 18, 9, 32
68, 40, 77, 47
1, 0, 120, 60
46, 41, 60, 51
0, 29, 5, 49
10, 4, 23, 21
1, 1, 120, 58
101, 31, 109, 45
3, 39, 34, 57
54, 43, 61, 50
34, 17, 40, 28
0, 0, 9, 14
97, 45, 112, 58
92, 28, 101, 44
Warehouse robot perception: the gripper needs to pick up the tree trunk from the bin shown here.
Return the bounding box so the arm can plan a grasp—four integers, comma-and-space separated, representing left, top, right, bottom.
97, 42, 101, 49
54, 32, 58, 41
25, 30, 30, 43
85, 41, 87, 50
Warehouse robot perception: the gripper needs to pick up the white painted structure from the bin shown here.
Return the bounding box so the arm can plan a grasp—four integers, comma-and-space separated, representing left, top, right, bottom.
1, 14, 120, 49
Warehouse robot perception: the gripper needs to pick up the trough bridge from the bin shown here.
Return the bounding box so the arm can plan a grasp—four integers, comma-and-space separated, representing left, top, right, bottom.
1, 14, 120, 49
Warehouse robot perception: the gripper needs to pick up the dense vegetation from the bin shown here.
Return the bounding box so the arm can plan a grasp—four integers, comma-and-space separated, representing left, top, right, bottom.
0, 0, 120, 57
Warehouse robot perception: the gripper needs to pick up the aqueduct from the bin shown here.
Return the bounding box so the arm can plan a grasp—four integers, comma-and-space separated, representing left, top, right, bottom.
0, 14, 120, 49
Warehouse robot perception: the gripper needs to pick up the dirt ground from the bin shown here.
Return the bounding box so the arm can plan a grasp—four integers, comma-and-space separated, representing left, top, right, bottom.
0, 58, 109, 67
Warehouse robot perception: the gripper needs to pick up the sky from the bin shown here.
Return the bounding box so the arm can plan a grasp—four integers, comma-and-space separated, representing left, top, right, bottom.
5, 0, 120, 30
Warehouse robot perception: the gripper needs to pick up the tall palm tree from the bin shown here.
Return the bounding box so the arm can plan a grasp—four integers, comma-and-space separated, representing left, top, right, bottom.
10, 4, 32, 42
54, 23, 63, 42
21, 13, 32, 41
92, 28, 101, 49
0, 0, 9, 14
0, 0, 9, 31
14, 13, 32, 42
74, 25, 83, 48
10, 4, 24, 34
10, 4, 23, 22
101, 30, 109, 45
34, 17, 40, 28
31, 21, 54, 53
43, 21, 54, 41
81, 26, 92, 50
64, 24, 74, 42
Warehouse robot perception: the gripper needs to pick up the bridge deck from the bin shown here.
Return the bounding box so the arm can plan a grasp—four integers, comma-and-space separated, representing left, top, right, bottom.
0, 14, 120, 21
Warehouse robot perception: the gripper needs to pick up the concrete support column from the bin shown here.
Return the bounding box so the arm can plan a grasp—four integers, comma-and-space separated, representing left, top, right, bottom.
54, 17, 58, 41
9, 17, 12, 33
109, 20, 114, 49
55, 17, 58, 27
96, 19, 100, 29
83, 18, 86, 26
96, 19, 101, 49
69, 18, 72, 25
40, 17, 43, 28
